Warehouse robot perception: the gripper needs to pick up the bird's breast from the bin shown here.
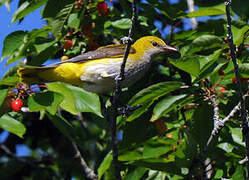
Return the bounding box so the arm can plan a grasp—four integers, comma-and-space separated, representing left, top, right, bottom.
79, 56, 151, 93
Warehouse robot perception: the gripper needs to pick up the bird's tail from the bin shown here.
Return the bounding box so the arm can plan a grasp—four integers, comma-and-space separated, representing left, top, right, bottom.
17, 66, 54, 85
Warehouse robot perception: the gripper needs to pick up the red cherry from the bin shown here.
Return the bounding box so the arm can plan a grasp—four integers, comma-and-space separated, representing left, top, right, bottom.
63, 40, 73, 50
220, 87, 226, 92
220, 87, 226, 98
97, 1, 109, 16
11, 99, 23, 112
218, 69, 225, 76
232, 78, 236, 84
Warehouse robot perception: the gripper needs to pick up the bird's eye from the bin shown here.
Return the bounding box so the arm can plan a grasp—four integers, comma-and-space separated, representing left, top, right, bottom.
152, 41, 158, 47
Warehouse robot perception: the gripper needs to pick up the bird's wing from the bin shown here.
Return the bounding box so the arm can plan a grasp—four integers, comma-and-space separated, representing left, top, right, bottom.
47, 44, 136, 67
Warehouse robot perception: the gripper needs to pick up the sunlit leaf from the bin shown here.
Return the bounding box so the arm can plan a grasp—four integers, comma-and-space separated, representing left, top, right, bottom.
0, 89, 8, 106
112, 18, 132, 29
1, 31, 27, 61
12, 0, 48, 23
0, 114, 26, 138
186, 7, 225, 18
98, 152, 112, 180
47, 82, 102, 117
150, 94, 188, 122
28, 91, 63, 115
127, 82, 184, 122
169, 56, 200, 77
124, 167, 148, 180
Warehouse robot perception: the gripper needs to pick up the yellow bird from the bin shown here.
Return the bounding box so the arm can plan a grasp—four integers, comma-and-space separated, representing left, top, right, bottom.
18, 36, 180, 93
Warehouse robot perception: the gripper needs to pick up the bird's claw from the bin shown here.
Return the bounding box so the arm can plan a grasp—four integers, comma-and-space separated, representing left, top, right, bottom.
121, 37, 133, 44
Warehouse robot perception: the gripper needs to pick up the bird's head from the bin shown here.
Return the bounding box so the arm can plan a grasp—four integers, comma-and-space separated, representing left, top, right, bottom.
132, 36, 180, 59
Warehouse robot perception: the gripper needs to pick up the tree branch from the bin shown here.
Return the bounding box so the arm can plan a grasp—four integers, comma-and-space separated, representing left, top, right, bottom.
72, 142, 98, 180
110, 0, 138, 179
225, 0, 249, 174
188, 91, 249, 178
0, 143, 58, 178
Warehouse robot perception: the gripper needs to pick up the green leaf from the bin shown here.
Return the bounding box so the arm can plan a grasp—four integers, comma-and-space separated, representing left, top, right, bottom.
217, 142, 234, 153
135, 158, 179, 172
119, 150, 143, 161
12, 0, 48, 23
65, 84, 102, 117
47, 82, 102, 117
186, 7, 225, 18
47, 82, 77, 114
1, 31, 27, 61
28, 91, 63, 115
225, 63, 249, 78
2, 62, 23, 79
231, 165, 245, 179
3, 27, 52, 65
232, 25, 249, 46
197, 49, 224, 81
42, 0, 74, 18
0, 89, 8, 106
111, 18, 132, 29
169, 56, 200, 77
190, 103, 213, 148
126, 82, 184, 122
50, 3, 74, 38
126, 101, 153, 122
124, 167, 148, 180
98, 152, 112, 180
68, 13, 80, 29
150, 94, 188, 122
190, 35, 222, 53
129, 82, 184, 106
214, 169, 223, 179
0, 114, 26, 138
230, 128, 244, 147
143, 139, 174, 159
29, 44, 58, 66
0, 76, 19, 86
0, 0, 11, 10
34, 38, 57, 53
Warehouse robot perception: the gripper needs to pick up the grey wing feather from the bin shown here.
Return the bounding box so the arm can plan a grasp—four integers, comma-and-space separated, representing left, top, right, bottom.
46, 44, 136, 67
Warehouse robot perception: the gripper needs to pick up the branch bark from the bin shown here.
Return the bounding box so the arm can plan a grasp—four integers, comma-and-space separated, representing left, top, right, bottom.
110, 0, 138, 179
188, 91, 249, 178
225, 0, 249, 175
72, 142, 98, 180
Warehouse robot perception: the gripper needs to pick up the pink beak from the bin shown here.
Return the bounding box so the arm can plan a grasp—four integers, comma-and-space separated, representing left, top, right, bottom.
163, 45, 178, 52
163, 45, 181, 59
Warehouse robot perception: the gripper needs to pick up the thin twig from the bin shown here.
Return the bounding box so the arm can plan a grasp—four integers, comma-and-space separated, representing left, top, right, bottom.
188, 92, 249, 178
72, 142, 98, 180
204, 158, 213, 179
225, 0, 249, 175
109, 0, 138, 179
0, 143, 58, 178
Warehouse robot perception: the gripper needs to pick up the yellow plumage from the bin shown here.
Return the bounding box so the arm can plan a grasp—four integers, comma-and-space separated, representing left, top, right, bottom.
18, 36, 180, 93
